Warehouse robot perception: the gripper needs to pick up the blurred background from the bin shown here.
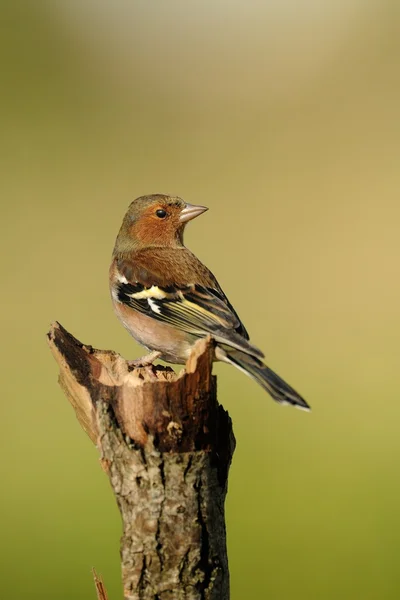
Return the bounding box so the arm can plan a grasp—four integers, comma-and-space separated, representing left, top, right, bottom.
1, 1, 400, 598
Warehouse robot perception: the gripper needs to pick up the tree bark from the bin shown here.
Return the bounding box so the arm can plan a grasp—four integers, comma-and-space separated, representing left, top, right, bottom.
47, 323, 235, 600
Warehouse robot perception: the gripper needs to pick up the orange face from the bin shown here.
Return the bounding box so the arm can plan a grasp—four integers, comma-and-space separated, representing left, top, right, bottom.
129, 199, 186, 247
114, 194, 208, 253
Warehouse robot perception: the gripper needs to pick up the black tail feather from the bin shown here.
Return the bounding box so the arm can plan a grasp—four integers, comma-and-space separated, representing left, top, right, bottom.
226, 351, 310, 410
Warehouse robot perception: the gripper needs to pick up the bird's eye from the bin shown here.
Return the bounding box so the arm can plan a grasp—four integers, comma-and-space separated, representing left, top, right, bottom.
156, 209, 167, 219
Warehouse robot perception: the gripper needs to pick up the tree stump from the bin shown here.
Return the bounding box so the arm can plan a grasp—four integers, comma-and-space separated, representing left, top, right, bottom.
47, 322, 235, 600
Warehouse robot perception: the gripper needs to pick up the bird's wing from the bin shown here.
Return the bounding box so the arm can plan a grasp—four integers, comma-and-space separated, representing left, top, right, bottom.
113, 253, 264, 358
205, 275, 250, 340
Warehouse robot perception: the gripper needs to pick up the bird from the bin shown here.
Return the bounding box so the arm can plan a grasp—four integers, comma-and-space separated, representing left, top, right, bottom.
109, 194, 310, 410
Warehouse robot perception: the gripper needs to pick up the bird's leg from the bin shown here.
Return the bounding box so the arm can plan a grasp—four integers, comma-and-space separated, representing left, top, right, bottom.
127, 350, 162, 369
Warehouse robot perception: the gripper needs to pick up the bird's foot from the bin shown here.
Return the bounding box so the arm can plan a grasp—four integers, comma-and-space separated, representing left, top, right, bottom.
127, 351, 162, 369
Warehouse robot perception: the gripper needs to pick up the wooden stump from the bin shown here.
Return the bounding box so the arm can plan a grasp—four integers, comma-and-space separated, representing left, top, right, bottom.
47, 323, 235, 600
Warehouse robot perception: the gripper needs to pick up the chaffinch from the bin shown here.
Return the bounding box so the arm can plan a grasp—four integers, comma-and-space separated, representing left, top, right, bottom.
110, 194, 310, 410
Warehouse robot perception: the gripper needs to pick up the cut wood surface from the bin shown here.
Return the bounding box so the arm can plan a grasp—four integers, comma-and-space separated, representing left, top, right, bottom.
48, 322, 235, 600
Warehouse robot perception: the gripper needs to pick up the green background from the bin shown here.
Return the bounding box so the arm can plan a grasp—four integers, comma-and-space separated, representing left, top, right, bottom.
2, 2, 400, 598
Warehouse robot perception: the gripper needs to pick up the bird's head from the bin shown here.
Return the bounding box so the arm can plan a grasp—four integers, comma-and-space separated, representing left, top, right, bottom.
113, 194, 208, 253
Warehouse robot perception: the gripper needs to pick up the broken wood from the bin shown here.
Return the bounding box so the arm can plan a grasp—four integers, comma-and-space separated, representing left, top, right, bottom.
93, 568, 109, 600
47, 322, 235, 600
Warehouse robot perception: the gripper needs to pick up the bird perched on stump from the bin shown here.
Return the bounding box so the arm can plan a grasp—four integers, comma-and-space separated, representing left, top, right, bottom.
109, 194, 310, 410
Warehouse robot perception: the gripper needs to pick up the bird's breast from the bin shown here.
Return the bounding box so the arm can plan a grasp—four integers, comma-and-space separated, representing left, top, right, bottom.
111, 296, 193, 364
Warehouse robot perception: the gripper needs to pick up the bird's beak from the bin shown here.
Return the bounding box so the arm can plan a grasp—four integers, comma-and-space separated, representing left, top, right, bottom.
179, 203, 208, 223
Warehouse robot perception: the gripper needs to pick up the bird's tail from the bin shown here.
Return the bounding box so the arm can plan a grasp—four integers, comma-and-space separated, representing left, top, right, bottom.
222, 350, 310, 411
